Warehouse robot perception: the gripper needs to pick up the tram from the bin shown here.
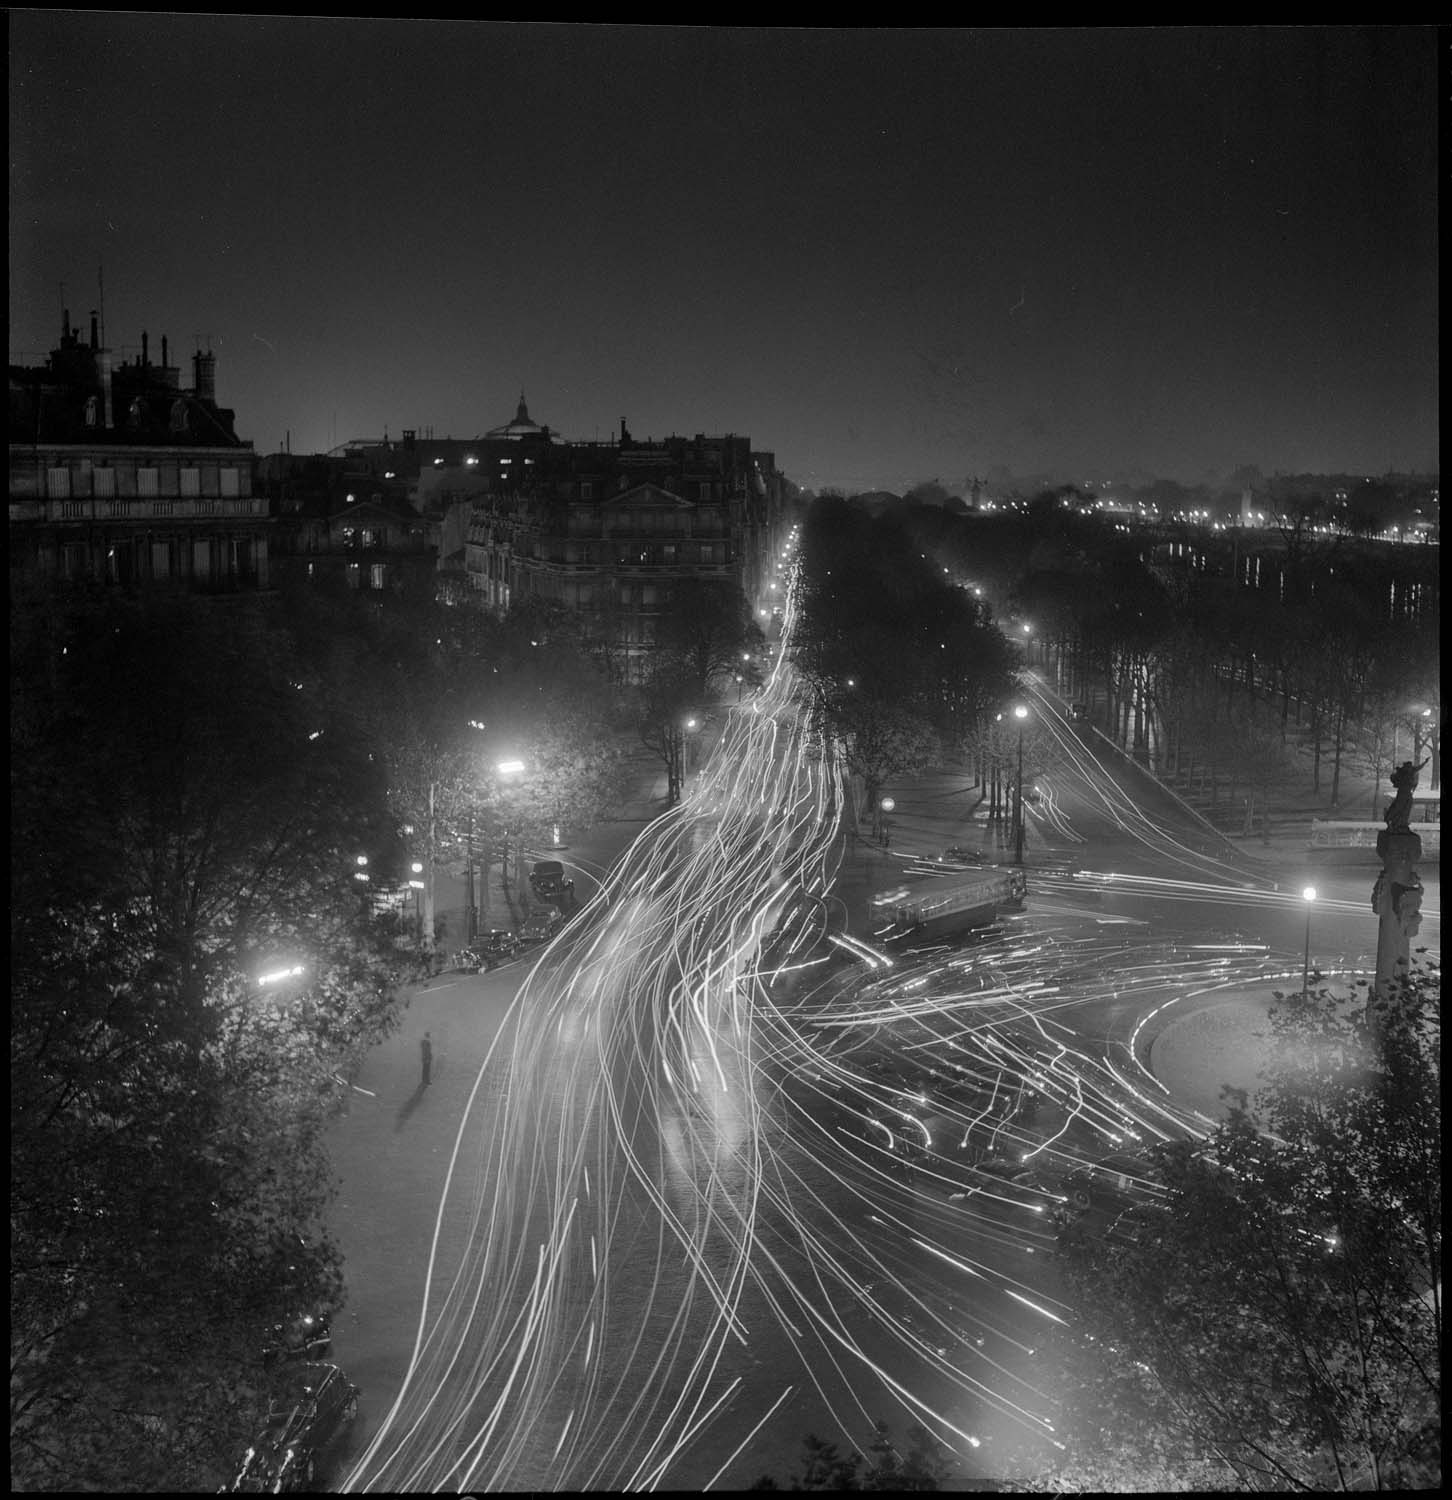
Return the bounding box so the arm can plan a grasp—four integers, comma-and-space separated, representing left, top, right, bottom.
872, 866, 1028, 939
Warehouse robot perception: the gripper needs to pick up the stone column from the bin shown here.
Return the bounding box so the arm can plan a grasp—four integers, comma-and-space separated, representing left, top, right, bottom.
1372, 828, 1423, 1004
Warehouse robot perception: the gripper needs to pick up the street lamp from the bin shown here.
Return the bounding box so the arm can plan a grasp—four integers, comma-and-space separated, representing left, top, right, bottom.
879, 795, 895, 847
409, 861, 425, 938
496, 758, 525, 892
1013, 705, 1029, 865
1301, 886, 1317, 999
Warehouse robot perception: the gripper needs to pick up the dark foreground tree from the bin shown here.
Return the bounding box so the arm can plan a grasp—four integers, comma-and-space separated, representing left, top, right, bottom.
752, 1419, 958, 1490
11, 593, 407, 1490
1030, 962, 1441, 1492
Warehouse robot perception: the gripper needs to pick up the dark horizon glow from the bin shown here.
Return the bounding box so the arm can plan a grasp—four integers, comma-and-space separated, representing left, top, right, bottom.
8, 18, 1439, 491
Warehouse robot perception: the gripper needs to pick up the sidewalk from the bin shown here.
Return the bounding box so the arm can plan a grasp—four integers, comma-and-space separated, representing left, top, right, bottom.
326, 743, 685, 1441
426, 746, 679, 956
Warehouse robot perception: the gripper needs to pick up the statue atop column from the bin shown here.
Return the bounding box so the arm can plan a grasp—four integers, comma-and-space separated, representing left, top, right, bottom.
1373, 759, 1427, 1007
1383, 757, 1428, 832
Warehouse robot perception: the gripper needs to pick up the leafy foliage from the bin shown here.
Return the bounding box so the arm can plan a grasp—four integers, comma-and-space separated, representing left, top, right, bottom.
10, 591, 405, 1490
1037, 963, 1441, 1491
791, 498, 1015, 797
751, 1419, 958, 1490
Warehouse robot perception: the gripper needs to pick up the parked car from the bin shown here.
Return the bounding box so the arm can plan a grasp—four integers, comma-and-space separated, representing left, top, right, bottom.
939, 845, 983, 866
519, 906, 565, 944
1069, 703, 1089, 721
528, 860, 575, 903
229, 1363, 359, 1493
471, 929, 521, 969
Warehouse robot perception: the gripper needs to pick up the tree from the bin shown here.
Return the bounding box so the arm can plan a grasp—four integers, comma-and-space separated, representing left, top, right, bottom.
1044, 963, 1441, 1491
636, 663, 699, 806
829, 693, 939, 833
10, 591, 406, 1490
651, 577, 765, 697
752, 1420, 957, 1490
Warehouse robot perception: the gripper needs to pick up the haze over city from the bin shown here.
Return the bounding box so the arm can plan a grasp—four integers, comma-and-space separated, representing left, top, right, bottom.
9, 18, 1439, 491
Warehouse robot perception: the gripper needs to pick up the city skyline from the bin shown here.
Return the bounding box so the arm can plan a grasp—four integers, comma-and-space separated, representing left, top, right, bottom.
9, 18, 1440, 491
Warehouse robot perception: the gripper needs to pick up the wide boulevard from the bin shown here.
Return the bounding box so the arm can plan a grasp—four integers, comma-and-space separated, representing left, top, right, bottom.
342, 585, 1438, 1493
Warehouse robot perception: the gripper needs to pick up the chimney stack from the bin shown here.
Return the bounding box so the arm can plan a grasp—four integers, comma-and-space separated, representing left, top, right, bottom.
161, 335, 169, 369
192, 348, 216, 403
90, 312, 99, 348
142, 331, 149, 367
100, 347, 114, 429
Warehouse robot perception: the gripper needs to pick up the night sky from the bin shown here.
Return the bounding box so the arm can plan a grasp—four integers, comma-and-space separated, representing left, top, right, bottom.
9, 18, 1440, 491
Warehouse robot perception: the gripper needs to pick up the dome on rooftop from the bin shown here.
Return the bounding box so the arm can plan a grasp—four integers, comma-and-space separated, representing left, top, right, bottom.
485, 391, 556, 441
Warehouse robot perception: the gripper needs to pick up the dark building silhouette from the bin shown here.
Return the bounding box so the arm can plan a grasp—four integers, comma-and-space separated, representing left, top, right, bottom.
274, 398, 791, 661
9, 312, 268, 592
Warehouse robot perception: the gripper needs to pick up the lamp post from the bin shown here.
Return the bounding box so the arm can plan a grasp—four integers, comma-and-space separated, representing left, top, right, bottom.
1301, 886, 1317, 999
1013, 704, 1029, 865
464, 810, 476, 941
497, 758, 524, 893
879, 795, 895, 847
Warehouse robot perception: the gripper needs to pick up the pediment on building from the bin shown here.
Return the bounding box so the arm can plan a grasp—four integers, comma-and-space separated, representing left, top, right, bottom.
608, 482, 695, 509
328, 497, 402, 525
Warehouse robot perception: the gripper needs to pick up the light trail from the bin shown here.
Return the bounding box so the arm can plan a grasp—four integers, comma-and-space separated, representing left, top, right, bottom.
344, 552, 1372, 1492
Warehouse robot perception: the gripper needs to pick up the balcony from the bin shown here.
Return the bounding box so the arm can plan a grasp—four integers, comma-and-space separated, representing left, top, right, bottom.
32, 495, 267, 522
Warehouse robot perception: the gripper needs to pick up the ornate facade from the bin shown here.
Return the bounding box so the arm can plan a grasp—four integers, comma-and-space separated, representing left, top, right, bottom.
459, 424, 787, 663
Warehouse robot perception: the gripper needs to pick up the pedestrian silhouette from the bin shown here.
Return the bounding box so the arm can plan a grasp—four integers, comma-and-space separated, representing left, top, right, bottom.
420, 1032, 432, 1087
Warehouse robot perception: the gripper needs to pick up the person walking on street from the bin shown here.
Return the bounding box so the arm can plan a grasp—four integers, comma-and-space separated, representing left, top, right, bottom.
420, 1031, 432, 1088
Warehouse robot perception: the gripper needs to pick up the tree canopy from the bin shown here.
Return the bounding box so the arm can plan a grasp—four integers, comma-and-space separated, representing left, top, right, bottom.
1031, 963, 1441, 1492
10, 590, 408, 1490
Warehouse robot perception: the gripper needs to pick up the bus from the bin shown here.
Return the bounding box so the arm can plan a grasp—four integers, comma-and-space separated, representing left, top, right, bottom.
1310, 788, 1440, 859
872, 866, 1028, 939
